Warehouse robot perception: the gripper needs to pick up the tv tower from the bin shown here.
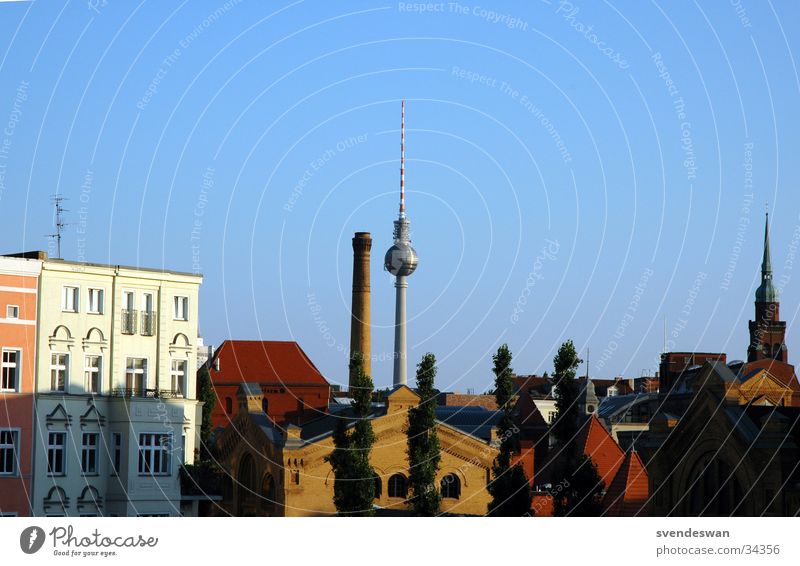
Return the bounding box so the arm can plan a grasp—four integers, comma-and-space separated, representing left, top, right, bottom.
384, 100, 418, 387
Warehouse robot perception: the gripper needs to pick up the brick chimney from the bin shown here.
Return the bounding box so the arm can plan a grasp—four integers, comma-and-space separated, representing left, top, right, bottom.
349, 232, 372, 387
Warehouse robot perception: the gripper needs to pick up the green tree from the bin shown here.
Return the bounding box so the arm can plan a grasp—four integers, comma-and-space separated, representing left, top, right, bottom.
487, 344, 532, 516
196, 365, 217, 462
552, 340, 582, 449
553, 454, 605, 516
407, 353, 441, 516
326, 354, 376, 516
550, 340, 604, 516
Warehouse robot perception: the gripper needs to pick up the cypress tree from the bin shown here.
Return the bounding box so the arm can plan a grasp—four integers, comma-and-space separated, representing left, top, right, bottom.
553, 454, 605, 516
552, 340, 582, 449
326, 354, 376, 516
407, 353, 441, 516
196, 365, 216, 461
487, 344, 532, 516
550, 340, 604, 516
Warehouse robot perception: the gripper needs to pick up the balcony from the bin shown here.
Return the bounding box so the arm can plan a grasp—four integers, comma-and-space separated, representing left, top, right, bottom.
111, 388, 182, 399
141, 310, 156, 336
121, 309, 138, 335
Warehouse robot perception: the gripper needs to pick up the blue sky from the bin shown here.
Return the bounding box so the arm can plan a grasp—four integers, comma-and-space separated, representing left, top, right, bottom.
1, 0, 799, 392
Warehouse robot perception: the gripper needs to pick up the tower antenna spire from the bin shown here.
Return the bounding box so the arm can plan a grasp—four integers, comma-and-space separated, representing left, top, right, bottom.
46, 195, 70, 259
399, 99, 405, 218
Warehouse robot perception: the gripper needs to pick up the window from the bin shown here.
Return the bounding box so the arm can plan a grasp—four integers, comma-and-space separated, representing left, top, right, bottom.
173, 296, 188, 321
47, 432, 66, 475
262, 398, 269, 414
84, 355, 101, 394
373, 475, 382, 499
225, 397, 233, 415
441, 473, 461, 499
112, 433, 122, 475
123, 291, 135, 310
0, 430, 18, 476
138, 433, 171, 476
125, 358, 147, 396
1, 350, 20, 392
87, 288, 104, 314
6, 305, 19, 319
170, 360, 187, 397
81, 433, 98, 475
62, 286, 79, 312
50, 353, 68, 392
388, 474, 407, 498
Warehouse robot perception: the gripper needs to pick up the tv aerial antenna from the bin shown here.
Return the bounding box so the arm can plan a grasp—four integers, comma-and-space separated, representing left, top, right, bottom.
46, 195, 70, 259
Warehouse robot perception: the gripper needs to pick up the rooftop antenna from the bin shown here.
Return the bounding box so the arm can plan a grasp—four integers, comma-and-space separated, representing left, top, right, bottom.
46, 195, 69, 259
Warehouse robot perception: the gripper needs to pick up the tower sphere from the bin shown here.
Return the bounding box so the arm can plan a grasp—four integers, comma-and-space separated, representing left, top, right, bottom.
384, 243, 418, 277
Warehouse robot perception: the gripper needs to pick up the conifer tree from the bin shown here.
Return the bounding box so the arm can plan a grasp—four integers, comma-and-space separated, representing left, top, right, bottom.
196, 365, 217, 461
327, 354, 376, 515
407, 353, 441, 516
552, 340, 582, 449
553, 454, 605, 516
487, 344, 532, 516
550, 340, 604, 516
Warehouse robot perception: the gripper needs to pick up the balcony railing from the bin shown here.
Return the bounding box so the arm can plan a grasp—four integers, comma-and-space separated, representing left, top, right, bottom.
141, 310, 156, 336
121, 309, 138, 335
111, 388, 182, 399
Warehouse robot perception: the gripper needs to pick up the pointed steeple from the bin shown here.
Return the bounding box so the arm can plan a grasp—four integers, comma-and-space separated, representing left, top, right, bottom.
762, 211, 772, 277
756, 211, 778, 303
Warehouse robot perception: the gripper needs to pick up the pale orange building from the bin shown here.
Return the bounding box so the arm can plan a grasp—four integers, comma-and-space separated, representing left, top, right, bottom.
0, 255, 41, 516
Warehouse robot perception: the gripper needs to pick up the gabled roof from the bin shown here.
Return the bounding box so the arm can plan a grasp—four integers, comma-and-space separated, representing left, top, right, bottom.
209, 340, 329, 387
741, 359, 799, 392
578, 415, 626, 486
602, 450, 649, 516
435, 406, 504, 441
513, 388, 548, 429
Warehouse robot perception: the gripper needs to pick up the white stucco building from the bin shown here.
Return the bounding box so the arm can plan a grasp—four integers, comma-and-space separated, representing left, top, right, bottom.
31, 258, 202, 516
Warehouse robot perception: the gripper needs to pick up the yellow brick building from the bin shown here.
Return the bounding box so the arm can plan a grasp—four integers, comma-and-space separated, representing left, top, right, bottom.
216, 385, 499, 516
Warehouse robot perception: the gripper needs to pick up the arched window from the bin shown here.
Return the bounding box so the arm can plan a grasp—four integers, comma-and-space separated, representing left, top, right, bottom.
373, 474, 382, 499
262, 398, 269, 414
388, 474, 407, 498
225, 397, 233, 414
440, 473, 461, 499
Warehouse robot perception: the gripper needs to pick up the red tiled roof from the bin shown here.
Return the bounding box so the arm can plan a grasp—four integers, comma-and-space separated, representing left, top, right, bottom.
209, 340, 329, 386
603, 450, 649, 516
579, 415, 626, 486
743, 359, 799, 392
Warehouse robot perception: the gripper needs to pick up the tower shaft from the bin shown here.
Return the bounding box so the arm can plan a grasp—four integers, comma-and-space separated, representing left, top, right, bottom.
393, 276, 408, 386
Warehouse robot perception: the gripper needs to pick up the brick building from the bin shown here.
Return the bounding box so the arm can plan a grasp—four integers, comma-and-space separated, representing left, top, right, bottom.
206, 340, 331, 431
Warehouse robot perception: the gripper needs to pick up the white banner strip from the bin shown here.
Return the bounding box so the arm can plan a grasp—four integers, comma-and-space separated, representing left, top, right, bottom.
1, 517, 798, 565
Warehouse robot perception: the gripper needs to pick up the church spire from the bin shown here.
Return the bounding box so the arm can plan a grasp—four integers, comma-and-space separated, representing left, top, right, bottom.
762, 211, 772, 277
756, 211, 778, 303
